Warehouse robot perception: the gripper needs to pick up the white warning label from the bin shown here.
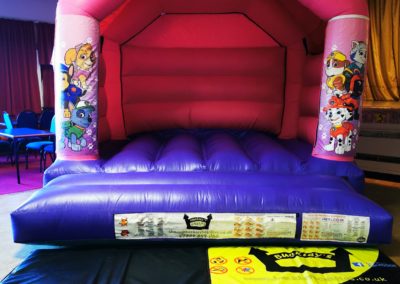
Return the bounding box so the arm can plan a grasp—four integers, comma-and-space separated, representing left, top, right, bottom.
114, 213, 297, 240
301, 213, 370, 243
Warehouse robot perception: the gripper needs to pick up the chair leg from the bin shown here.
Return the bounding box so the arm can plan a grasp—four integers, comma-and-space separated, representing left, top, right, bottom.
7, 153, 13, 166
10, 141, 16, 166
39, 150, 43, 173
10, 150, 14, 165
25, 149, 29, 169
43, 153, 47, 170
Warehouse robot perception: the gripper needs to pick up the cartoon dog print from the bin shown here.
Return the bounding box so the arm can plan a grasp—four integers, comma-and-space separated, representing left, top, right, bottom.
347, 41, 367, 77
63, 100, 95, 152
64, 43, 96, 90
61, 64, 86, 118
323, 96, 354, 155
325, 50, 360, 120
343, 41, 367, 119
325, 50, 350, 97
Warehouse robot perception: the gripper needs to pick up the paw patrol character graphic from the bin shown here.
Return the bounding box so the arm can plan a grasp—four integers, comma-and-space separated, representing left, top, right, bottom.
343, 41, 367, 119
344, 41, 367, 94
323, 97, 354, 155
64, 43, 96, 90
63, 101, 95, 152
61, 64, 86, 118
325, 50, 350, 97
325, 50, 359, 120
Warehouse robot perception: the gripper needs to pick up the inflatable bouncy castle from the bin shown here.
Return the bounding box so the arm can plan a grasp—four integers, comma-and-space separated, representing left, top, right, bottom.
11, 0, 393, 245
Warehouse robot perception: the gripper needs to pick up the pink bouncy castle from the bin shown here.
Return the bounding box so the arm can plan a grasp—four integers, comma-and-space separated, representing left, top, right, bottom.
54, 0, 369, 162
10, 0, 392, 246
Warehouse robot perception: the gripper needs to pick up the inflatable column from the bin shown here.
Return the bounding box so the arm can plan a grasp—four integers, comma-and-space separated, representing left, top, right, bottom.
54, 5, 100, 160
312, 15, 369, 161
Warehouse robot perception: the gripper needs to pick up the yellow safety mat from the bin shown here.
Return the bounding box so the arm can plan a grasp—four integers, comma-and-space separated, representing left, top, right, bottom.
208, 246, 379, 284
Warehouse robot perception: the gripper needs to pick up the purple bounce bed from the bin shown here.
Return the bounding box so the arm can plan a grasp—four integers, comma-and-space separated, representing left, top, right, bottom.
10, 0, 393, 246
12, 130, 392, 244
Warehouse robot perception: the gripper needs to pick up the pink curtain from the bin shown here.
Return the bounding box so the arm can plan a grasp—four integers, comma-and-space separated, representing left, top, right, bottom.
0, 19, 41, 115
36, 23, 55, 108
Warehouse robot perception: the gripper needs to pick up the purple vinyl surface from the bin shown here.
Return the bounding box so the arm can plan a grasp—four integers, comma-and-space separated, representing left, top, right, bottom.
45, 130, 364, 190
12, 130, 391, 244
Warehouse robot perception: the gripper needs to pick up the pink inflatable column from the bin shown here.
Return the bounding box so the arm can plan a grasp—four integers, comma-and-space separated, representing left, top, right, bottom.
53, 4, 100, 160
312, 15, 369, 161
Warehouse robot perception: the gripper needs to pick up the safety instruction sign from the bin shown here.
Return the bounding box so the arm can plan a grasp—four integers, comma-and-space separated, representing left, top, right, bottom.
301, 213, 370, 243
114, 212, 296, 240
208, 246, 382, 284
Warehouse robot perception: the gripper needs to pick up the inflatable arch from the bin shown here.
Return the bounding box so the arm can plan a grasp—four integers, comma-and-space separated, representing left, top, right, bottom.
54, 0, 369, 162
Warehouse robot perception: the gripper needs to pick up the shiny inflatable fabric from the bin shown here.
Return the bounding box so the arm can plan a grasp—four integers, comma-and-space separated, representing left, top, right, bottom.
11, 130, 392, 244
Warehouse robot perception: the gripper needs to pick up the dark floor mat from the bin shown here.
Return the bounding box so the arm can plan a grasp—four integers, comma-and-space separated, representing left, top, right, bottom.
2, 246, 400, 284
1, 246, 210, 284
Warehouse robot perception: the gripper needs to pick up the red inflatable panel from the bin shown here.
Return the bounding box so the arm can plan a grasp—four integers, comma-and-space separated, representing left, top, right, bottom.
279, 43, 305, 139
122, 47, 285, 135
297, 55, 323, 144
122, 47, 281, 76
128, 14, 278, 48
101, 39, 126, 140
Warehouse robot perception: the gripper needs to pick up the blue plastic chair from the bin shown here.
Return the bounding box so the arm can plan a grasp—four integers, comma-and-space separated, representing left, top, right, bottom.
38, 108, 55, 130
42, 143, 55, 170
16, 110, 38, 128
2, 112, 15, 164
0, 139, 12, 163
8, 111, 40, 160
25, 116, 55, 172
3, 111, 13, 129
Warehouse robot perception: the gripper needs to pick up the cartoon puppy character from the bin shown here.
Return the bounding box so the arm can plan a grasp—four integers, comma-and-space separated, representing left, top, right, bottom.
325, 51, 350, 97
323, 96, 354, 155
61, 64, 86, 118
63, 100, 95, 152
343, 41, 367, 120
347, 41, 367, 76
119, 218, 128, 226
64, 43, 96, 90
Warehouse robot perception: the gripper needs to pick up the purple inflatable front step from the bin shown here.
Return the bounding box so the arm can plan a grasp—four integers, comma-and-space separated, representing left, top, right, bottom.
11, 172, 392, 244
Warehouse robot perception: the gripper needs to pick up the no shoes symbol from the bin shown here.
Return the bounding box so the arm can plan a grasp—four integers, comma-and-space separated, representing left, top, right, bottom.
235, 256, 252, 265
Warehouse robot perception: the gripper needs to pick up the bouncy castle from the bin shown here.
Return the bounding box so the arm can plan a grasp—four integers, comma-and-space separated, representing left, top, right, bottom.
11, 0, 393, 246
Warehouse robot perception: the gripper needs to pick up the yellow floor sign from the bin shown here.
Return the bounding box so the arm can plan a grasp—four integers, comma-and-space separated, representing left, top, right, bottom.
208, 246, 379, 283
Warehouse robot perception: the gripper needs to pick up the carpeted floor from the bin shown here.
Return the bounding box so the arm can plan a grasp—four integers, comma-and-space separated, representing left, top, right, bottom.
0, 155, 57, 279
0, 156, 46, 194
